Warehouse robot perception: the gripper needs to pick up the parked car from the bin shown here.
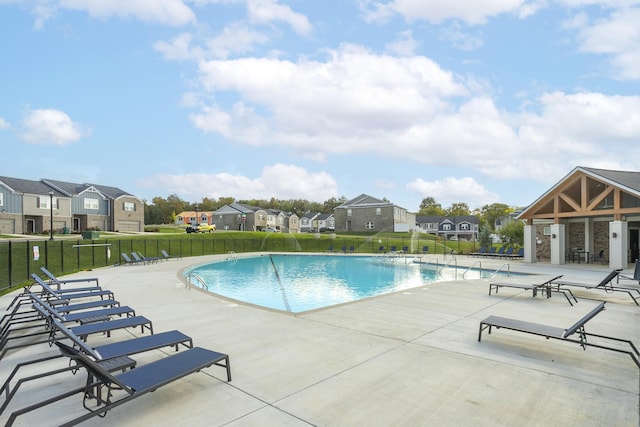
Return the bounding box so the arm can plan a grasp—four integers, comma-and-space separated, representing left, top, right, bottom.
263, 227, 280, 232
197, 223, 216, 233
185, 224, 198, 233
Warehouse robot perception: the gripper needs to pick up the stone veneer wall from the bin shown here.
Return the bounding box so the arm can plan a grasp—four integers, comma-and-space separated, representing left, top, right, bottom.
535, 221, 609, 262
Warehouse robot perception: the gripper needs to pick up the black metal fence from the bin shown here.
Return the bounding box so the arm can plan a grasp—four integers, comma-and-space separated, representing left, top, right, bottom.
0, 234, 463, 292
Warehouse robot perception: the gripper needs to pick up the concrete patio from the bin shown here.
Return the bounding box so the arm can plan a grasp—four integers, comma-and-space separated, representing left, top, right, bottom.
1, 255, 638, 426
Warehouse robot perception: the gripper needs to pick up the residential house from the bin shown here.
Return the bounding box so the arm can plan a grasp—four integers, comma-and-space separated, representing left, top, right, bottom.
299, 212, 320, 233
333, 194, 415, 232
43, 179, 144, 232
315, 213, 335, 232
415, 216, 440, 235
299, 212, 335, 233
175, 211, 214, 226
211, 203, 257, 231
517, 166, 640, 268
416, 215, 479, 241
0, 176, 143, 234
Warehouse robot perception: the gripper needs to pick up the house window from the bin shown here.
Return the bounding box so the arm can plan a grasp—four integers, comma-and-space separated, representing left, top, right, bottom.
347, 209, 352, 217
84, 198, 99, 210
376, 208, 381, 215
123, 202, 135, 212
443, 223, 452, 231
0, 192, 3, 207
38, 196, 57, 209
365, 221, 374, 230
460, 223, 470, 231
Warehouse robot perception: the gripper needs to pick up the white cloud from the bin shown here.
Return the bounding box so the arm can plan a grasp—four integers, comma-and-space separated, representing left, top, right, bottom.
247, 0, 313, 35
574, 7, 640, 80
363, 0, 539, 25
19, 108, 89, 146
385, 30, 419, 56
29, 0, 196, 27
138, 163, 338, 202
154, 33, 201, 61
407, 177, 499, 208
0, 117, 9, 130
193, 44, 468, 149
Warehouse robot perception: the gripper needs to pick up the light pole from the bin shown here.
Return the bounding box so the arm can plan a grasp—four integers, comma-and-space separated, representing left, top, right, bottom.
48, 191, 54, 240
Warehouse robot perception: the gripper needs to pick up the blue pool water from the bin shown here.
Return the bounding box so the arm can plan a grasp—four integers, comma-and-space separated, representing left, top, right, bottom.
185, 254, 522, 313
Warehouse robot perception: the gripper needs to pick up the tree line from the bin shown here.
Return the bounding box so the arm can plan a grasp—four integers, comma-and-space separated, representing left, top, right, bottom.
145, 194, 522, 235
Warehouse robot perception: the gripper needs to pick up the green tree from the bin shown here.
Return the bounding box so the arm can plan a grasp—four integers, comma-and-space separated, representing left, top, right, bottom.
498, 220, 524, 247
446, 202, 470, 217
418, 197, 446, 216
478, 225, 493, 249
480, 203, 513, 231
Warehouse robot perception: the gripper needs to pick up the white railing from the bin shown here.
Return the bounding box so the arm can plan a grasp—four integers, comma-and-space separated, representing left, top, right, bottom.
187, 273, 208, 291
462, 261, 483, 279
438, 258, 458, 280
488, 263, 511, 279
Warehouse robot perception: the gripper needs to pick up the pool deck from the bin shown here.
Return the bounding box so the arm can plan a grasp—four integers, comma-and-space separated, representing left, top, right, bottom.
1, 254, 639, 426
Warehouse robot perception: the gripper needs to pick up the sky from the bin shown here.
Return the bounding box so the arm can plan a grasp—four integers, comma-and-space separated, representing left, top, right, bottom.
1, 0, 639, 212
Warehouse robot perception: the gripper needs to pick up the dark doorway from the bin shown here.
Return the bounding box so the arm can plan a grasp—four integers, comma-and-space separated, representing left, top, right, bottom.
630, 229, 639, 263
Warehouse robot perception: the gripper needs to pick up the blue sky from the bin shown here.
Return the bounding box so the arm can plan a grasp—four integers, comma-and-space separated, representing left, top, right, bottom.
1, 1, 639, 212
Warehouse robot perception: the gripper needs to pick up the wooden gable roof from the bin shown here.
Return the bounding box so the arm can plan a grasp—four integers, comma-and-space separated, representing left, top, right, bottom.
517, 166, 640, 223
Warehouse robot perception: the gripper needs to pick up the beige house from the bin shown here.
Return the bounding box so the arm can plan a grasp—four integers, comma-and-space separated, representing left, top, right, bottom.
518, 166, 640, 269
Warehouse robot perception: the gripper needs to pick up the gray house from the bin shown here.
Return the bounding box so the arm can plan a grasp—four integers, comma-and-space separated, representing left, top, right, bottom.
416, 215, 480, 241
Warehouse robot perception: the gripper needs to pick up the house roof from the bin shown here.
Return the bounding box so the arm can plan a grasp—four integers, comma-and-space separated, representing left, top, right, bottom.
0, 176, 65, 196
580, 167, 640, 194
336, 194, 395, 209
517, 166, 640, 220
416, 215, 479, 225
43, 179, 136, 200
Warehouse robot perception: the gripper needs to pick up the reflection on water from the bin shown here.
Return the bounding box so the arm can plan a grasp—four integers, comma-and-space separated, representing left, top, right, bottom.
186, 255, 516, 313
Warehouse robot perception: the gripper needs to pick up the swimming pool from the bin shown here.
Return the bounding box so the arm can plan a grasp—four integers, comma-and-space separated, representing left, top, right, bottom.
185, 254, 525, 313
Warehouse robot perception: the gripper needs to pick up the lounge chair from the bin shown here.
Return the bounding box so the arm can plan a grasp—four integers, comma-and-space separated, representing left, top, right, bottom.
499, 247, 514, 258
31, 274, 114, 301
52, 318, 192, 360
161, 249, 181, 260
551, 270, 640, 306
390, 246, 397, 253
470, 247, 486, 257
378, 245, 385, 253
0, 294, 139, 359
422, 246, 429, 254
401, 246, 409, 254
131, 252, 153, 265
40, 267, 100, 291
478, 301, 639, 368
325, 245, 334, 253
618, 260, 640, 285
483, 247, 497, 257
341, 245, 347, 253
493, 246, 506, 257
6, 341, 231, 426
489, 275, 577, 305
121, 253, 143, 265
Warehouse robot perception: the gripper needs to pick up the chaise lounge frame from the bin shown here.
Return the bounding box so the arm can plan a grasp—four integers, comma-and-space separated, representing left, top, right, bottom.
5, 342, 231, 426
478, 301, 639, 368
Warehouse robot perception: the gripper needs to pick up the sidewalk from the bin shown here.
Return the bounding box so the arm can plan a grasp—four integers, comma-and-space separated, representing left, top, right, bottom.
1, 256, 638, 426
